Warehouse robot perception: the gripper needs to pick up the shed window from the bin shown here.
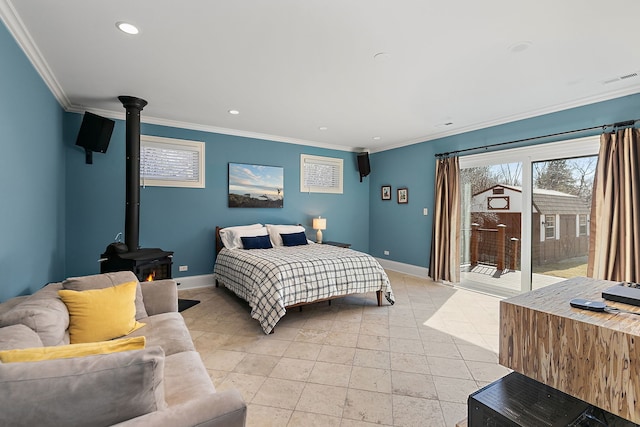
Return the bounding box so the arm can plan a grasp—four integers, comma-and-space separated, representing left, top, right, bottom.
578, 214, 588, 236
545, 215, 555, 239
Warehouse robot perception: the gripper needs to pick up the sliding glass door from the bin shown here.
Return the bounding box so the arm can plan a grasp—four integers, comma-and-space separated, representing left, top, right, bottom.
531, 156, 597, 289
460, 162, 523, 295
458, 136, 599, 296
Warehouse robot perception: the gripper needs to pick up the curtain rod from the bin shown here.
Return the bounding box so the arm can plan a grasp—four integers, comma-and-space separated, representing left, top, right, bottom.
435, 118, 639, 158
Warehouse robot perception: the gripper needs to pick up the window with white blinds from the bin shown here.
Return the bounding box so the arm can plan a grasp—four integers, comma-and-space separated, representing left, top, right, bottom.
140, 135, 205, 188
300, 154, 343, 194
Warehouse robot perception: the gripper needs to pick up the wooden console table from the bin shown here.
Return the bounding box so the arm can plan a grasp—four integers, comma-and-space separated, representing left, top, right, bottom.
499, 277, 640, 423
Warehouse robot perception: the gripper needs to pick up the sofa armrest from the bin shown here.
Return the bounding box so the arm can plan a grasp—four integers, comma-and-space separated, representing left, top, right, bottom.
114, 389, 247, 427
140, 280, 178, 316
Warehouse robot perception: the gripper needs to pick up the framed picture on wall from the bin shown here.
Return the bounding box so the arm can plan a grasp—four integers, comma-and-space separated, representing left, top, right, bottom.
381, 185, 391, 200
397, 188, 408, 204
228, 163, 284, 208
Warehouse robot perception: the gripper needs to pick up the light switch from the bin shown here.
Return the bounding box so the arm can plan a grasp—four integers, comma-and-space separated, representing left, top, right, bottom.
423, 208, 428, 216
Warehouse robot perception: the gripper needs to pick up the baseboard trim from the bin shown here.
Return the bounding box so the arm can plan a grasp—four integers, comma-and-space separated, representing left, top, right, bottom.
175, 273, 215, 290
375, 259, 429, 278
174, 262, 430, 289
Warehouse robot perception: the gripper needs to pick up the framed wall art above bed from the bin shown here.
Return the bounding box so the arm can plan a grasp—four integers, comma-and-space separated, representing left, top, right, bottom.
228, 163, 284, 208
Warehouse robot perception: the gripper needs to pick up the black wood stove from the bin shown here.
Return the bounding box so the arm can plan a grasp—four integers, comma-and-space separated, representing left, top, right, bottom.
99, 96, 173, 281
100, 246, 173, 282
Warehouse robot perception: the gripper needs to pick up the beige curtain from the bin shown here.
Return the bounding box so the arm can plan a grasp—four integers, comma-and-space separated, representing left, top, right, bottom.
587, 128, 640, 282
429, 156, 461, 283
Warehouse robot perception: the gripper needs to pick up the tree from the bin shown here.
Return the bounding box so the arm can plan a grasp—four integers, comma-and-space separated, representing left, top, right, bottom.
496, 163, 522, 187
460, 166, 499, 195
534, 159, 577, 195
568, 157, 596, 205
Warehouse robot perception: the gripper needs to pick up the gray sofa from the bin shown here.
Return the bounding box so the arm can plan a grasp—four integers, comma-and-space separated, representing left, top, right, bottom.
0, 271, 246, 427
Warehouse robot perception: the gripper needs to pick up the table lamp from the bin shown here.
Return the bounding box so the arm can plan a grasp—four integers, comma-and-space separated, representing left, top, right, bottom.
313, 216, 327, 244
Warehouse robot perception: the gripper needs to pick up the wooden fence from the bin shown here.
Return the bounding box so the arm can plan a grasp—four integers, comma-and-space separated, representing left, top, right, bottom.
470, 223, 519, 271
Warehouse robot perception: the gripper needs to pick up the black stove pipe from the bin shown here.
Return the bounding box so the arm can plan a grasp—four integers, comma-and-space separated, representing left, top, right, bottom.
118, 95, 148, 252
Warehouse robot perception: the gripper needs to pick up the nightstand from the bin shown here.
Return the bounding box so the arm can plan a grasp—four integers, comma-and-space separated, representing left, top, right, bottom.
321, 241, 351, 248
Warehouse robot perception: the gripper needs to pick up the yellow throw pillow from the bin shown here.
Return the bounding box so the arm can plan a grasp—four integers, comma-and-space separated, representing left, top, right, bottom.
0, 336, 146, 363
58, 280, 145, 343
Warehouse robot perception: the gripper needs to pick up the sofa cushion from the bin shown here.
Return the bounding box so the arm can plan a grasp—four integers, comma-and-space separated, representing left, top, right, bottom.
139, 279, 179, 316
63, 271, 148, 320
0, 346, 167, 427
0, 325, 43, 351
0, 336, 146, 363
59, 281, 145, 344
0, 295, 28, 317
127, 312, 195, 356
163, 351, 216, 406
0, 283, 69, 346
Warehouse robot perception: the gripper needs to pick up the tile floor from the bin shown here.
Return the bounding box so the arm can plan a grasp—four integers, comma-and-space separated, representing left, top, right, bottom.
178, 270, 511, 427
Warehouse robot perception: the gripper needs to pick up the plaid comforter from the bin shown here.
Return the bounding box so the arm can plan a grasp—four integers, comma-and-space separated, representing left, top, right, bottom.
213, 244, 394, 334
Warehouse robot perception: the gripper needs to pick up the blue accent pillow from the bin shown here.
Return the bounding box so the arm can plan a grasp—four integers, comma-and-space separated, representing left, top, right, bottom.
280, 231, 308, 247
241, 235, 273, 249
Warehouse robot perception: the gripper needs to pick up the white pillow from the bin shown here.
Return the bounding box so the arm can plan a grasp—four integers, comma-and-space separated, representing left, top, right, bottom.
219, 225, 267, 250
219, 223, 262, 248
266, 224, 306, 247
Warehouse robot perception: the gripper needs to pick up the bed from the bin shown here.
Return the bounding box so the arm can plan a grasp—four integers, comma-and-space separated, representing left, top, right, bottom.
213, 224, 394, 334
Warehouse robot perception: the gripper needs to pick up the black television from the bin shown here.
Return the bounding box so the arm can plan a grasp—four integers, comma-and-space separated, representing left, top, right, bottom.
75, 111, 115, 164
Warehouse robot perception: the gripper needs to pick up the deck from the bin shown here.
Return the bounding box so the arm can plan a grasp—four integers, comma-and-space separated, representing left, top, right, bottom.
458, 264, 565, 297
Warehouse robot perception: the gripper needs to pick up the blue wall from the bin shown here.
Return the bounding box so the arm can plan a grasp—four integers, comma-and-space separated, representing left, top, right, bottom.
0, 22, 66, 301
64, 115, 369, 278
369, 93, 640, 271
3, 14, 639, 299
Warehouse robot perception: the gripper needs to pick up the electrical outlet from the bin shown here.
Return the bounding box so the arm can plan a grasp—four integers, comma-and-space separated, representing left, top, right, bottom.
384, 250, 390, 256
179, 265, 188, 272
423, 208, 428, 216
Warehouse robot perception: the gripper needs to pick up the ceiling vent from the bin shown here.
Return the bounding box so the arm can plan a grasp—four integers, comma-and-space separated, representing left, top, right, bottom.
603, 71, 639, 85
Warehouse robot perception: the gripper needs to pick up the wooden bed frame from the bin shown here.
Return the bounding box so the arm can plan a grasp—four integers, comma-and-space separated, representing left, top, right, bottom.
213, 226, 383, 308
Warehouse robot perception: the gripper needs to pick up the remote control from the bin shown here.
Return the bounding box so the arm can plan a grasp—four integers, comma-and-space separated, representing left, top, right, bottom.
570, 298, 607, 312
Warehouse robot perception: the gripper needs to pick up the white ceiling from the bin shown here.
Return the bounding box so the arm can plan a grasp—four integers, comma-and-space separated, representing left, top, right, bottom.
2, 0, 639, 152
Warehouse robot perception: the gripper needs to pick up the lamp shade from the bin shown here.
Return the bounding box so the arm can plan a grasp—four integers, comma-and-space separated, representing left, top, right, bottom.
312, 217, 326, 230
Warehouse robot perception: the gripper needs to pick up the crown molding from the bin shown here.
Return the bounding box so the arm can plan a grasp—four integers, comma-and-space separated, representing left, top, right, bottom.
370, 85, 640, 154
138, 115, 362, 153
72, 105, 360, 153
3, 0, 637, 155
0, 0, 71, 109
0, 1, 357, 153
63, 85, 640, 155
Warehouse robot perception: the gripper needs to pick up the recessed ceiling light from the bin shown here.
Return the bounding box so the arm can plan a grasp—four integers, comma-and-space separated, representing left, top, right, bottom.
116, 22, 139, 35
372, 136, 381, 140
318, 126, 328, 131
228, 109, 240, 115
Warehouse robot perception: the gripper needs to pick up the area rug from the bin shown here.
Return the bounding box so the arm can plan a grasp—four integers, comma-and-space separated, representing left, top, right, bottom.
178, 299, 200, 312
